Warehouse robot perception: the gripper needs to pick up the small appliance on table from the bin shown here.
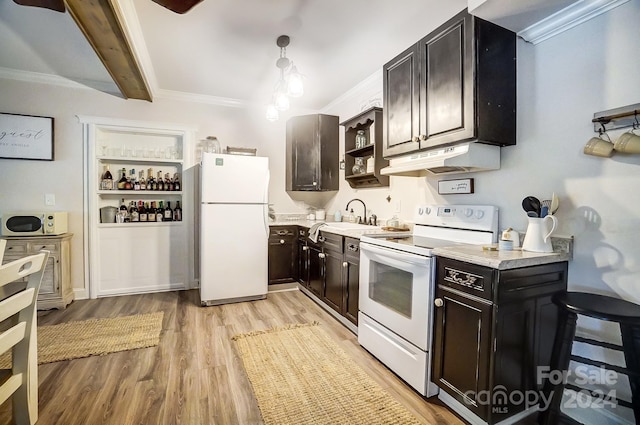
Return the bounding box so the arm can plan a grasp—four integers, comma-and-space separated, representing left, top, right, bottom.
198, 152, 270, 306
358, 204, 498, 397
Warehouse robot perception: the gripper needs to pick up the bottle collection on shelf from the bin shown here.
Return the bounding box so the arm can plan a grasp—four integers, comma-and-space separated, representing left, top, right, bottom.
100, 166, 181, 192
116, 199, 182, 223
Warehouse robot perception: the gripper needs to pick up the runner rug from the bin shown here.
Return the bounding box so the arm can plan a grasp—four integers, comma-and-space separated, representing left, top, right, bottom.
0, 311, 163, 366
232, 322, 422, 425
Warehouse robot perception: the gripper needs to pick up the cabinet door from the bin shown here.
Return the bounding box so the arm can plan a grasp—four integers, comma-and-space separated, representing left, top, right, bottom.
383, 45, 421, 157
418, 10, 474, 149
343, 239, 360, 325
432, 286, 492, 421
268, 237, 296, 284
322, 247, 343, 314
286, 115, 319, 191
297, 239, 309, 285
308, 244, 323, 298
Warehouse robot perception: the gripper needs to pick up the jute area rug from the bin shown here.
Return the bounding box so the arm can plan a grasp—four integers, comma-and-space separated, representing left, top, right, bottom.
0, 312, 163, 367
232, 322, 422, 425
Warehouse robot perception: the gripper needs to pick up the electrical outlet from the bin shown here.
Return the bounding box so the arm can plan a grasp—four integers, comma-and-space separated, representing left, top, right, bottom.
45, 193, 55, 206
394, 200, 401, 213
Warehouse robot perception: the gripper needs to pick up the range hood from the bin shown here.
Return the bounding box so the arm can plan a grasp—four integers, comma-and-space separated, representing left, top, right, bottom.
380, 142, 500, 176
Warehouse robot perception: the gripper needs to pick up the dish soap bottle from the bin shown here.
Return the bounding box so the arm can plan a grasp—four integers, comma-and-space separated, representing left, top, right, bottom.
334, 210, 342, 222
348, 209, 356, 223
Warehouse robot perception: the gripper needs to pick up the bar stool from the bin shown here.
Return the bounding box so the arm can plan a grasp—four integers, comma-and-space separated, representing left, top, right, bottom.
539, 291, 640, 425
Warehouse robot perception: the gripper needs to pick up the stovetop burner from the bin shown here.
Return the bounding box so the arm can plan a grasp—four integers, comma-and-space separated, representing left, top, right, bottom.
360, 204, 498, 256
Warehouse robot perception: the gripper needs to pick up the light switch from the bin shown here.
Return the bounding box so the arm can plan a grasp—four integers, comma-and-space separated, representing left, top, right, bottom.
45, 193, 55, 206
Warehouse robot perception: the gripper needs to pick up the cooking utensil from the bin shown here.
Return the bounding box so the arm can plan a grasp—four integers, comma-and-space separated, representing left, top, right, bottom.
551, 193, 559, 215
522, 196, 541, 217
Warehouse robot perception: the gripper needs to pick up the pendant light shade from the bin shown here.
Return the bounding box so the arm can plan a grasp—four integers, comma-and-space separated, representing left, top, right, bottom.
265, 35, 304, 121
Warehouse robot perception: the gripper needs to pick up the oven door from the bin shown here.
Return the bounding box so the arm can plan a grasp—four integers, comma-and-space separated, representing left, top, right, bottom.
359, 242, 433, 350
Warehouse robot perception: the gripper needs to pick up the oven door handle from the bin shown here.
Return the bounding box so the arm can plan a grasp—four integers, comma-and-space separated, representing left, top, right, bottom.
360, 243, 430, 266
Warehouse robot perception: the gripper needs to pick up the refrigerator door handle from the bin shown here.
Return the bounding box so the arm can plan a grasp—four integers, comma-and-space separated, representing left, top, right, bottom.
263, 169, 270, 238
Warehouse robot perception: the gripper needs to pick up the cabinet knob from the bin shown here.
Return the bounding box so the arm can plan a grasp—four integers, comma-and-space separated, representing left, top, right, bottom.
343, 261, 348, 268
420, 134, 427, 141
302, 246, 309, 251
434, 298, 444, 307
318, 252, 326, 259
279, 239, 285, 244
412, 136, 420, 143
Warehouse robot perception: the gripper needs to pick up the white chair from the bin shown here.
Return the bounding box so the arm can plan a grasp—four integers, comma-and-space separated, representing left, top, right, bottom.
0, 248, 49, 425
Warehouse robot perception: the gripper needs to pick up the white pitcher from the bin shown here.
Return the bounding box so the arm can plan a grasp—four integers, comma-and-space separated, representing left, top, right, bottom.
522, 215, 557, 253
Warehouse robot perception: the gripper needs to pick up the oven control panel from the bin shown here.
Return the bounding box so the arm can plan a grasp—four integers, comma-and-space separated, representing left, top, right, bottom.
414, 204, 498, 234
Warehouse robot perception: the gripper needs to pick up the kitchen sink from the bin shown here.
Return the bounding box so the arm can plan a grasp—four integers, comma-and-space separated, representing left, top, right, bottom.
322, 222, 380, 230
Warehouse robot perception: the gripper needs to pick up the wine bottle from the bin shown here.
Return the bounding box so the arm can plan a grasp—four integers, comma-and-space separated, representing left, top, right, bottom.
101, 165, 113, 190
165, 173, 174, 191
147, 168, 155, 191
156, 201, 164, 222
133, 169, 140, 191
125, 169, 133, 190
138, 200, 147, 222
129, 201, 139, 222
139, 171, 146, 191
173, 173, 181, 192
117, 168, 127, 190
173, 200, 182, 222
119, 198, 130, 222
164, 201, 173, 221
156, 171, 164, 191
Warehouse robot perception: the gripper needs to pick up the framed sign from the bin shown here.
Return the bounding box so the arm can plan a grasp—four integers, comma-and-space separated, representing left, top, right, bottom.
0, 112, 54, 160
438, 178, 474, 194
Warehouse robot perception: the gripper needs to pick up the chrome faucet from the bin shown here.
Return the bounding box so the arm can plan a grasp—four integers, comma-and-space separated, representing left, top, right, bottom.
346, 198, 367, 224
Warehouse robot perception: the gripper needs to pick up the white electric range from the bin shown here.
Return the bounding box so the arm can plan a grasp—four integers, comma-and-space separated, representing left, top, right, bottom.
358, 204, 499, 397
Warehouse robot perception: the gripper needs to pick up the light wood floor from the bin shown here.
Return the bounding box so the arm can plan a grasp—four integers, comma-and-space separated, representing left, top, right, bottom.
1, 288, 468, 425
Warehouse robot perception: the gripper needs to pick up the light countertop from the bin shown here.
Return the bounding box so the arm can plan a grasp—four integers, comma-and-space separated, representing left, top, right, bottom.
432, 243, 571, 270
269, 220, 572, 269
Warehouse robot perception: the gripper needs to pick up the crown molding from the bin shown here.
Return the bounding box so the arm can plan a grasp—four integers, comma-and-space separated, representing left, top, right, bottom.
518, 0, 630, 44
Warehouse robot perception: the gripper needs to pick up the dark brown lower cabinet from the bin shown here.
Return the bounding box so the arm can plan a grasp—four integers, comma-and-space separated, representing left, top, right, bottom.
342, 238, 360, 325
432, 257, 568, 424
267, 226, 297, 285
293, 230, 361, 327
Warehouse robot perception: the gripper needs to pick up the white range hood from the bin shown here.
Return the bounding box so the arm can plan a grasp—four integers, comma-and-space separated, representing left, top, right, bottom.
380, 142, 500, 176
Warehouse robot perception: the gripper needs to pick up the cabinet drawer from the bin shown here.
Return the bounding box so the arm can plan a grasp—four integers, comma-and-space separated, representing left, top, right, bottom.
269, 226, 297, 238
344, 238, 360, 261
437, 258, 495, 301
3, 242, 27, 255
321, 232, 343, 252
28, 242, 58, 253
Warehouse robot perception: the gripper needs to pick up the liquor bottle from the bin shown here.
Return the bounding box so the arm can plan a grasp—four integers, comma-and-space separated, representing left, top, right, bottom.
100, 165, 113, 190
173, 173, 181, 192
147, 168, 155, 191
173, 200, 182, 222
156, 171, 164, 191
133, 169, 140, 191
155, 201, 164, 222
124, 169, 133, 190
164, 201, 173, 221
145, 202, 152, 221
165, 173, 174, 191
139, 171, 146, 191
117, 168, 127, 190
129, 201, 139, 222
138, 200, 147, 222
119, 198, 130, 222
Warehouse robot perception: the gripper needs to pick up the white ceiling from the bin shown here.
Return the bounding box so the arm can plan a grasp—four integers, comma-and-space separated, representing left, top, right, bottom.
0, 0, 468, 110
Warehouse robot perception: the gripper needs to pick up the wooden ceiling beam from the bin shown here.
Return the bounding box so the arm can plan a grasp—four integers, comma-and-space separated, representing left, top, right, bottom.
64, 0, 153, 101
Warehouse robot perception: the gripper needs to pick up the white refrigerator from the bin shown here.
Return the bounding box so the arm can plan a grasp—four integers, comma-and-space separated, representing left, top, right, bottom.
199, 152, 270, 306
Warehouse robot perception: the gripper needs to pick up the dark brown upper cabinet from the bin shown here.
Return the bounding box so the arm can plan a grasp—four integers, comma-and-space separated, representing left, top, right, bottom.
286, 114, 339, 191
383, 8, 516, 158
